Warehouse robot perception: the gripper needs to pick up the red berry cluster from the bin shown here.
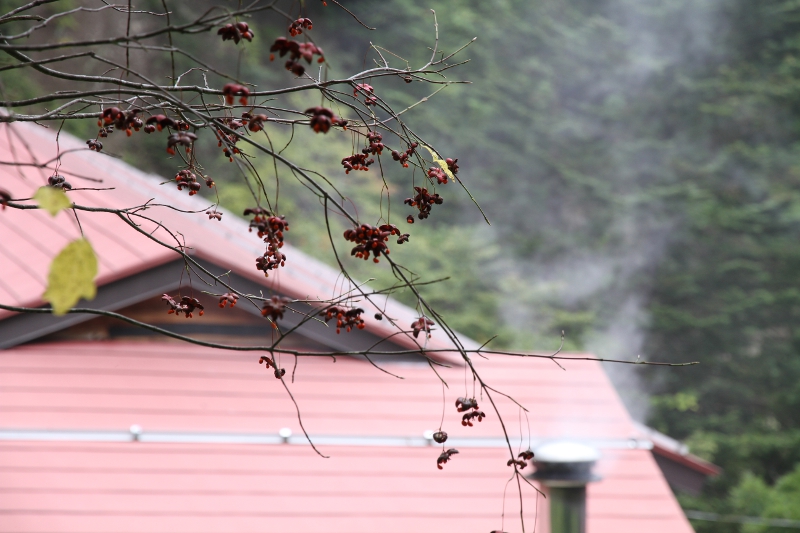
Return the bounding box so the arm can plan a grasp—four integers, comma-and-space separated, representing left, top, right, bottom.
341, 153, 374, 173
341, 131, 384, 171
270, 37, 324, 76
391, 142, 418, 167
259, 356, 287, 379
145, 114, 179, 132
214, 122, 241, 161
255, 242, 287, 276
260, 295, 291, 326
455, 397, 478, 412
222, 83, 251, 106
446, 157, 459, 175
206, 209, 222, 221
242, 112, 269, 132
364, 130, 384, 155
218, 21, 254, 44
319, 305, 366, 333
225, 117, 244, 129
166, 132, 197, 156
507, 449, 534, 469
462, 409, 486, 426
343, 223, 408, 263
437, 448, 459, 470
246, 208, 288, 277
174, 169, 214, 194
433, 431, 448, 444
47, 175, 72, 190
161, 293, 204, 318
305, 106, 341, 134
404, 186, 443, 221
85, 139, 103, 152
353, 83, 377, 106
289, 17, 313, 36
519, 449, 535, 461
174, 170, 199, 193
0, 189, 10, 210
98, 107, 143, 136
411, 316, 435, 338
243, 207, 289, 241
456, 397, 485, 427
218, 292, 238, 308
428, 166, 448, 184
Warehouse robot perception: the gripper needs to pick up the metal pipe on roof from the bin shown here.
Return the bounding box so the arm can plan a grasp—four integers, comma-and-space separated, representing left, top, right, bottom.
0, 428, 654, 450
530, 441, 601, 533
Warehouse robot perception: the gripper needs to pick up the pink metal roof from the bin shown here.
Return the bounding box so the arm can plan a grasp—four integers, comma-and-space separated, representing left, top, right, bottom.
0, 122, 473, 354
0, 342, 694, 533
0, 122, 694, 531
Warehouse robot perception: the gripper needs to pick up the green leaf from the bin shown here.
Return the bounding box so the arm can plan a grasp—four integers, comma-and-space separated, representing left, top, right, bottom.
34, 186, 72, 217
42, 238, 98, 315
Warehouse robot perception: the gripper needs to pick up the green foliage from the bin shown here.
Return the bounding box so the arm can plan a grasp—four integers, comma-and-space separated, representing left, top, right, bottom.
653, 391, 700, 413
726, 466, 800, 533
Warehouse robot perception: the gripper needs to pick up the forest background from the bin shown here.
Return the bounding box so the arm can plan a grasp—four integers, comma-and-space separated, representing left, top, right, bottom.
4, 0, 800, 530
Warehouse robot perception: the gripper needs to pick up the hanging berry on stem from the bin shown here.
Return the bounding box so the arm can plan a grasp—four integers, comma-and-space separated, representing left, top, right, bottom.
343, 223, 406, 263
305, 107, 343, 134
353, 83, 378, 106
404, 186, 443, 221
437, 448, 459, 470
258, 356, 286, 379
245, 207, 290, 277
261, 295, 291, 327
222, 83, 251, 106
289, 18, 313, 36
391, 142, 418, 168
218, 292, 239, 308
47, 175, 72, 189
166, 132, 197, 156
319, 305, 366, 333
145, 114, 177, 132
162, 294, 204, 318
455, 396, 486, 427
218, 21, 254, 44
270, 38, 324, 76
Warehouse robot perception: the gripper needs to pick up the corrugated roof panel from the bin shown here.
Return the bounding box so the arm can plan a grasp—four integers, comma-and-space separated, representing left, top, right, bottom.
0, 441, 691, 533
0, 342, 634, 439
0, 122, 694, 533
0, 246, 44, 306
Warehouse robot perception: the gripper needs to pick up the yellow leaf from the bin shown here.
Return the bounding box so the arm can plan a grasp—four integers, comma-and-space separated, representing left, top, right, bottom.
420, 143, 456, 183
42, 238, 98, 315
34, 186, 72, 217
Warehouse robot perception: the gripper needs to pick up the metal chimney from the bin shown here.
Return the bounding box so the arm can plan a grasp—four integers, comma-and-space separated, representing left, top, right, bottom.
530, 441, 601, 533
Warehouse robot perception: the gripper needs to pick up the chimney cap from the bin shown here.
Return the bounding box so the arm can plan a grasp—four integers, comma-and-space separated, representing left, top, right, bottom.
534, 441, 600, 463
530, 441, 601, 487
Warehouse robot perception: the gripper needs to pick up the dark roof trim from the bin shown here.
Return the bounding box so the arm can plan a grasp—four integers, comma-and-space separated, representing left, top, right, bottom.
0, 260, 183, 349
633, 422, 721, 476
652, 444, 721, 477
0, 258, 412, 358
